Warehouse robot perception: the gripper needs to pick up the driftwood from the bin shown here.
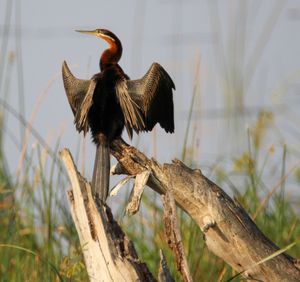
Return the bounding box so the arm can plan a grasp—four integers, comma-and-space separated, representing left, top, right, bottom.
60, 138, 300, 282
109, 139, 300, 282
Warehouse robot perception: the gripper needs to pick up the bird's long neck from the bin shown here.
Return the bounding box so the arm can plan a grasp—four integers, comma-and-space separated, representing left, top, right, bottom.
100, 37, 122, 70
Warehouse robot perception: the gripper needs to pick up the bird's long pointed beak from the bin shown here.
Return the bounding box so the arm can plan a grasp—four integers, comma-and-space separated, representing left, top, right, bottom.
75, 29, 98, 37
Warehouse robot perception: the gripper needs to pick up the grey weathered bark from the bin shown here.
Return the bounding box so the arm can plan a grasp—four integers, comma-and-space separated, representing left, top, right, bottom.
110, 138, 300, 282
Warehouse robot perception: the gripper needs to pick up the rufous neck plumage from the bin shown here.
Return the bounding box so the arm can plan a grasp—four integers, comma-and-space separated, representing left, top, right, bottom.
100, 34, 122, 70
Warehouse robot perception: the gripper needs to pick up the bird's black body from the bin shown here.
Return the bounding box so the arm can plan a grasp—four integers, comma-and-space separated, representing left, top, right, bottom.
88, 65, 129, 143
62, 28, 175, 202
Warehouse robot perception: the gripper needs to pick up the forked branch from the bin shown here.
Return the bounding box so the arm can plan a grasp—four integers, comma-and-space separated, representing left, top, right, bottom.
60, 138, 300, 282
109, 138, 300, 282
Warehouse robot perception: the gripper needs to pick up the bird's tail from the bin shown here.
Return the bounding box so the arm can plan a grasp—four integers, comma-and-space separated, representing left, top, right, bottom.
92, 136, 110, 203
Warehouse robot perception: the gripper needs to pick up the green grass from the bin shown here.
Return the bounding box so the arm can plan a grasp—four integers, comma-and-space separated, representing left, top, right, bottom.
0, 97, 299, 282
0, 123, 88, 281
2, 102, 300, 282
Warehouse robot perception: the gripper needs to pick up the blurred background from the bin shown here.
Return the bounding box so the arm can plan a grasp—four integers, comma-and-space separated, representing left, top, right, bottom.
0, 0, 299, 281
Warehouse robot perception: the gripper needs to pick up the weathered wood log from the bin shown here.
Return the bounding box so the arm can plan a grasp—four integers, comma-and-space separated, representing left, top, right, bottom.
60, 149, 155, 282
162, 192, 192, 282
110, 138, 300, 282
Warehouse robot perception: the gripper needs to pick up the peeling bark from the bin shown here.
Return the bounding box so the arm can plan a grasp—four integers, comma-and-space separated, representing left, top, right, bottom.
126, 170, 150, 215
162, 192, 192, 282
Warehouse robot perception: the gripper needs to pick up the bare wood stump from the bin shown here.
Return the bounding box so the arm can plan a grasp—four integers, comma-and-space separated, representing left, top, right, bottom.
60, 149, 155, 282
110, 138, 300, 282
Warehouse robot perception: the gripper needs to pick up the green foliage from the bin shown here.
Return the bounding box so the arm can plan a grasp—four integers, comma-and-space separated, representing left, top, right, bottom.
0, 106, 87, 281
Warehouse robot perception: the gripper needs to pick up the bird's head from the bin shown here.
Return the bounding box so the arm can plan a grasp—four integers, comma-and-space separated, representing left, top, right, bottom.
76, 28, 122, 69
75, 28, 118, 46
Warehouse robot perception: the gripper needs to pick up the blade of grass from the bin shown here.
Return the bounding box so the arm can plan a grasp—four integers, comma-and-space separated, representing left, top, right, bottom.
15, 0, 26, 140
16, 72, 60, 181
225, 241, 297, 282
252, 162, 299, 220
0, 0, 13, 91
0, 97, 66, 178
0, 243, 64, 281
182, 57, 200, 162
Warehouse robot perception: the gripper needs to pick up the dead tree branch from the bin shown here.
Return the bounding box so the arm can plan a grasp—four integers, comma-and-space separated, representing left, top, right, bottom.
60, 148, 155, 282
110, 138, 300, 282
162, 192, 192, 282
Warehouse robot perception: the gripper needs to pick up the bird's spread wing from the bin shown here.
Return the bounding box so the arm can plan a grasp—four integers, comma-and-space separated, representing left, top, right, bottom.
116, 63, 175, 137
62, 61, 96, 135
115, 79, 145, 139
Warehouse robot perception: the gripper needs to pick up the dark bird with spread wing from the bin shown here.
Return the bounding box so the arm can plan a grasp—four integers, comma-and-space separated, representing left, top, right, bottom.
62, 28, 175, 202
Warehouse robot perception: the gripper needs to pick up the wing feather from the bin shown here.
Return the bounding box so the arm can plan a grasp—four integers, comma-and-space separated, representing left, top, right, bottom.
62, 61, 96, 135
123, 63, 175, 133
115, 79, 145, 139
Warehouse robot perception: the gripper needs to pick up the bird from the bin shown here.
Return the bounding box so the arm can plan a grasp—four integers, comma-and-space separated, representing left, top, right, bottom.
62, 28, 175, 203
